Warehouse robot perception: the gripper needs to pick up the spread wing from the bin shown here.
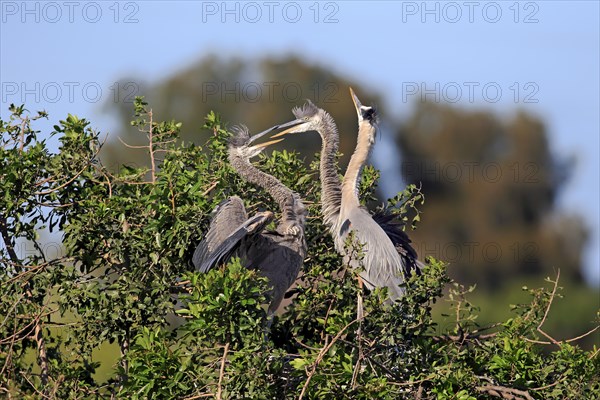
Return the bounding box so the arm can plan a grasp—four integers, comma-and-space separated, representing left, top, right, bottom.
371, 210, 422, 276
195, 211, 274, 273
192, 196, 248, 270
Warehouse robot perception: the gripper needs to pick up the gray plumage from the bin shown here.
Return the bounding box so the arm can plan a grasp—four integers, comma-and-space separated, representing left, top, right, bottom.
271, 90, 421, 302
193, 126, 307, 314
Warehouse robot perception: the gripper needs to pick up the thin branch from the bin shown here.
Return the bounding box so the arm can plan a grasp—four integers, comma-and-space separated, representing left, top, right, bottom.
202, 181, 220, 196
351, 277, 364, 389
523, 325, 600, 345
117, 137, 147, 149
530, 375, 568, 391
32, 312, 49, 386
34, 165, 87, 195
475, 384, 533, 400
34, 139, 103, 196
19, 370, 51, 399
216, 342, 230, 400
19, 116, 29, 153
298, 316, 362, 400
148, 110, 156, 183
536, 270, 560, 344
169, 178, 176, 216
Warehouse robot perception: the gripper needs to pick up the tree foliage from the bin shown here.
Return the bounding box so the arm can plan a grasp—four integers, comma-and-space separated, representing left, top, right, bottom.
397, 102, 587, 287
1, 100, 598, 398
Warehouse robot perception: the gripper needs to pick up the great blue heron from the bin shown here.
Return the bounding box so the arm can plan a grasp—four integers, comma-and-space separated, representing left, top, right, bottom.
193, 125, 307, 314
271, 88, 420, 302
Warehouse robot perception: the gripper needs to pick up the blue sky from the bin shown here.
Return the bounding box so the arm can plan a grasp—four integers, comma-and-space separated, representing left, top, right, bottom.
1, 1, 598, 285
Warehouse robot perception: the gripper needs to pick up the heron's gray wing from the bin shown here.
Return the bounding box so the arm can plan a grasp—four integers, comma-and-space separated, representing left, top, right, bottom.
245, 232, 305, 313
195, 212, 273, 273
193, 196, 248, 269
371, 210, 421, 276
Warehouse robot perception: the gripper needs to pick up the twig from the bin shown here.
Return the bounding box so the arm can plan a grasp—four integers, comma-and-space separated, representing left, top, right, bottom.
19, 116, 29, 153
202, 181, 220, 196
33, 138, 104, 196
216, 342, 229, 400
33, 316, 49, 386
148, 110, 156, 183
475, 384, 533, 400
298, 317, 361, 400
530, 374, 568, 391
320, 297, 336, 341
169, 178, 176, 215
536, 270, 561, 346
351, 277, 364, 389
19, 370, 51, 399
119, 331, 130, 389
416, 384, 424, 399
523, 325, 600, 345
33, 165, 89, 195
117, 137, 147, 149
1, 215, 50, 388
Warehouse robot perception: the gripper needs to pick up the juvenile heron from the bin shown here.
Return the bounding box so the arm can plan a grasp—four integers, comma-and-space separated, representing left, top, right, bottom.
193, 125, 307, 314
271, 89, 420, 302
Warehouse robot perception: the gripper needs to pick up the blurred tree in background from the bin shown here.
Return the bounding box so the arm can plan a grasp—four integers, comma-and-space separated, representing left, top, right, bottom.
105, 55, 598, 345
398, 103, 585, 286
103, 55, 381, 170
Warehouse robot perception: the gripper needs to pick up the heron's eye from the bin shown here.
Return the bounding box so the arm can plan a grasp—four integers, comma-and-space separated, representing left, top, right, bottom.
362, 108, 375, 121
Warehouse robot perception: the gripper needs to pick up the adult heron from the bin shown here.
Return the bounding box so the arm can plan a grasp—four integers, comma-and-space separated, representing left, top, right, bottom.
193, 125, 307, 314
271, 88, 420, 302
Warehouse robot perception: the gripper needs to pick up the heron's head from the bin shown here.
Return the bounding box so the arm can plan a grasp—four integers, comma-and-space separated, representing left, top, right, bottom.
247, 210, 274, 233
349, 87, 379, 142
269, 100, 334, 140
229, 125, 284, 160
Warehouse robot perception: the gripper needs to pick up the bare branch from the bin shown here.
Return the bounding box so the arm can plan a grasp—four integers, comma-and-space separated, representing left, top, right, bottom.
298, 316, 362, 399
216, 342, 230, 400
117, 137, 148, 149
148, 110, 156, 184
475, 384, 533, 400
19, 116, 29, 153
524, 325, 600, 345
33, 314, 49, 386
202, 181, 220, 196
536, 270, 561, 344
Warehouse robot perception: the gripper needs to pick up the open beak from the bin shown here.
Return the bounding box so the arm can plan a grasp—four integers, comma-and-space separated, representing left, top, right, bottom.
251, 137, 285, 151
248, 124, 283, 144
248, 118, 306, 143
349, 87, 363, 116
270, 119, 308, 139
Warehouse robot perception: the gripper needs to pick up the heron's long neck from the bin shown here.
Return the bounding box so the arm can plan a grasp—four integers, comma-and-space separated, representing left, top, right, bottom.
229, 152, 299, 224
342, 124, 375, 211
318, 115, 342, 229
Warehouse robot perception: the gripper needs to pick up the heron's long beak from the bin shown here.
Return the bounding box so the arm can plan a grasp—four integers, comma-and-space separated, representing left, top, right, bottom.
251, 138, 285, 151
270, 119, 307, 138
349, 87, 363, 116
248, 124, 284, 143
247, 211, 274, 233
248, 118, 306, 143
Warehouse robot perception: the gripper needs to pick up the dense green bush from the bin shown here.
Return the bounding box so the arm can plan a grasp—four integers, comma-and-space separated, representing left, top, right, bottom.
1, 99, 598, 399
